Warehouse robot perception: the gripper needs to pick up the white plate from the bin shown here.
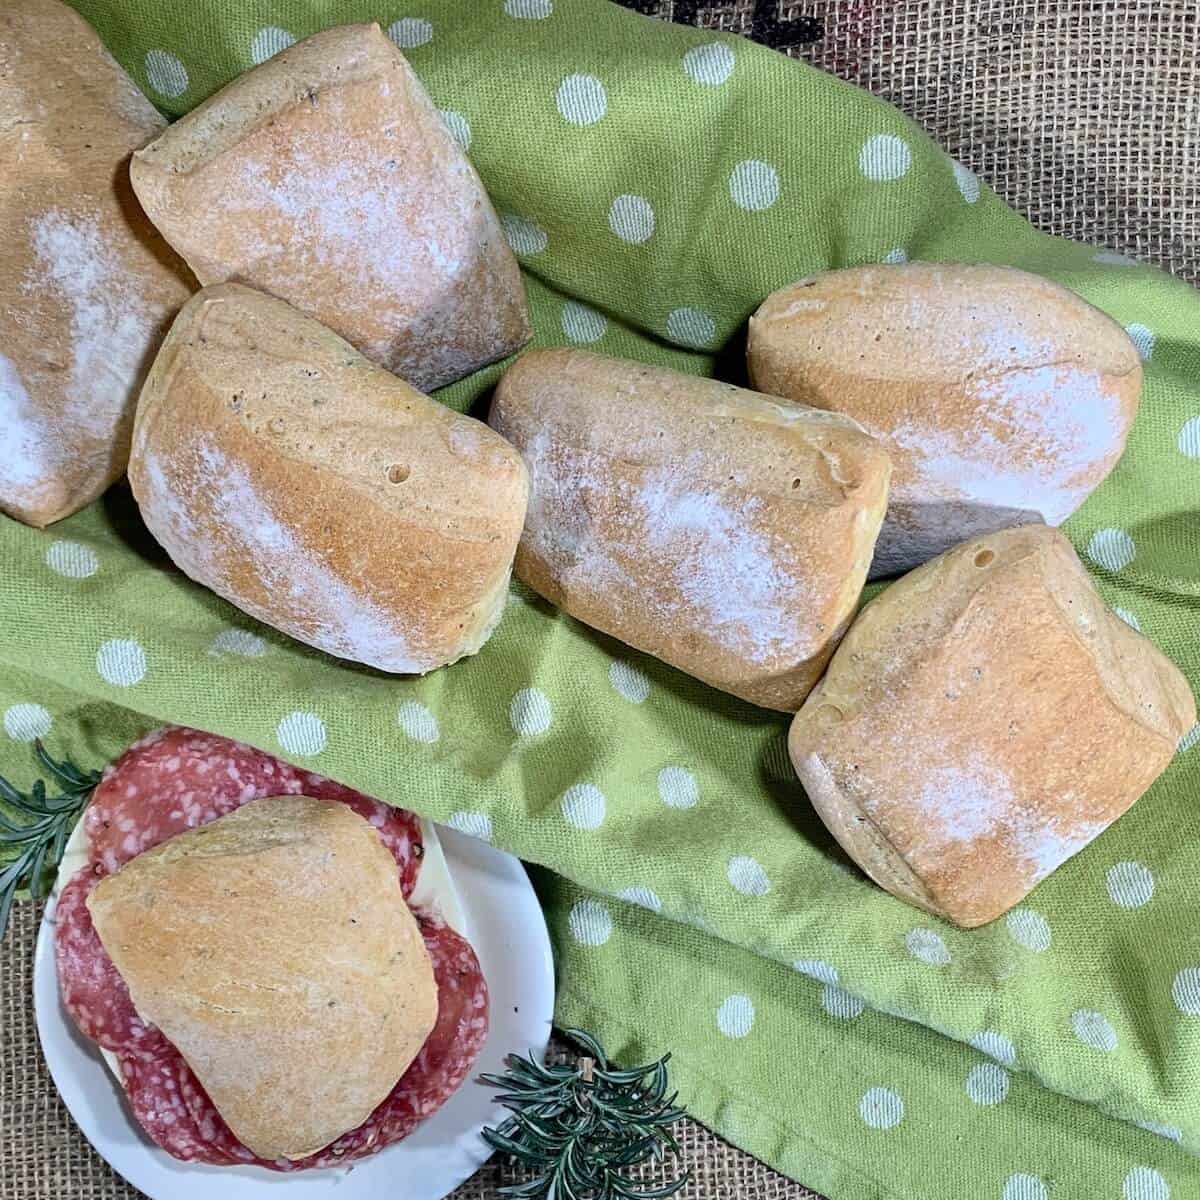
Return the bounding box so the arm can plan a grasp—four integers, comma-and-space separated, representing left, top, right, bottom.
35, 826, 555, 1200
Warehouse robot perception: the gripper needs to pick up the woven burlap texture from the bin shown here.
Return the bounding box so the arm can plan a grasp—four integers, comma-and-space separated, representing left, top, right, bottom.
3, 2, 1197, 1198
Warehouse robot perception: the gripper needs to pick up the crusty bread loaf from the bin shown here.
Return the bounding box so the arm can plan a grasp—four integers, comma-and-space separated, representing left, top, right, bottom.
489, 348, 892, 711
0, 0, 193, 528
789, 525, 1196, 927
747, 263, 1142, 577
129, 283, 528, 673
87, 796, 437, 1161
129, 22, 529, 392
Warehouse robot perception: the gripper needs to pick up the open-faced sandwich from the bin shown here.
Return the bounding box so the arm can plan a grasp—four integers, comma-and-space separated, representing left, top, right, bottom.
54, 726, 488, 1169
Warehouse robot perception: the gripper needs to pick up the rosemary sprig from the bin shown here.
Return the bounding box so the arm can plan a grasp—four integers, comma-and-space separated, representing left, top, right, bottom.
0, 741, 101, 939
482, 1029, 689, 1200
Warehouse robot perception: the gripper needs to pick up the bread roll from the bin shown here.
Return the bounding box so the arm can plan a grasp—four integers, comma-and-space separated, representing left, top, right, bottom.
748, 263, 1142, 577
87, 796, 437, 1161
129, 22, 529, 392
0, 0, 192, 528
789, 525, 1196, 927
489, 349, 892, 710
130, 283, 528, 672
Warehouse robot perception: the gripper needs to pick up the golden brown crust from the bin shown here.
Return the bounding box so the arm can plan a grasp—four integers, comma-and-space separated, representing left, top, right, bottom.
489, 348, 892, 711
129, 283, 529, 673
789, 525, 1196, 927
0, 0, 193, 527
747, 263, 1143, 577
129, 22, 530, 392
86, 796, 437, 1161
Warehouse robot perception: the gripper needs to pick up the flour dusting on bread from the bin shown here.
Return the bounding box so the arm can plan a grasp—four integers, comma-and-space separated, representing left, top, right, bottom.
139, 439, 424, 673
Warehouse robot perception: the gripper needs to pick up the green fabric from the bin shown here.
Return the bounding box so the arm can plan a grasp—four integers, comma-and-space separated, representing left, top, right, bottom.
3, 2, 1200, 1197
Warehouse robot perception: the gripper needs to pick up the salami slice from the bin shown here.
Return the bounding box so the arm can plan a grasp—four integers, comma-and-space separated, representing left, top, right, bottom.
55, 867, 172, 1059
84, 727, 422, 897
56, 726, 482, 1170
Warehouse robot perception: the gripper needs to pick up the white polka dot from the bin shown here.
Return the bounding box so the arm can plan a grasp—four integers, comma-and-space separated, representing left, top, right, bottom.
965, 1062, 1009, 1105
1087, 527, 1136, 572
1113, 606, 1142, 631
683, 42, 735, 86
446, 810, 493, 841
1171, 966, 1200, 1014
500, 213, 548, 255
1007, 908, 1052, 952
561, 300, 607, 344
1180, 724, 1200, 753
397, 700, 439, 744
666, 307, 717, 349
439, 110, 471, 150
1094, 249, 1138, 266
657, 766, 698, 809
505, 0, 552, 15
794, 959, 838, 985
608, 194, 655, 244
858, 1087, 903, 1129
1071, 1009, 1118, 1051
568, 898, 612, 946
883, 247, 907, 264
1107, 861, 1155, 908
145, 50, 189, 98
3, 703, 51, 742
952, 159, 981, 203
716, 993, 754, 1038
728, 159, 780, 211
209, 628, 267, 657
727, 855, 770, 896
1176, 416, 1200, 459
905, 927, 951, 966
969, 1031, 1017, 1068
858, 134, 912, 181
1003, 1174, 1048, 1200
249, 26, 294, 64
561, 783, 606, 830
609, 660, 650, 702
510, 687, 553, 736
821, 985, 864, 1020
276, 711, 326, 756
1125, 323, 1156, 362
387, 18, 432, 48
45, 540, 98, 578
1135, 1119, 1183, 1143
1124, 1167, 1170, 1200
617, 885, 662, 912
96, 639, 146, 687
556, 73, 606, 125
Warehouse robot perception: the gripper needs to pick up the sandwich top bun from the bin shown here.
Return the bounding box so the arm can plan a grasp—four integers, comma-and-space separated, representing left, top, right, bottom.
0, 0, 192, 528
789, 525, 1196, 927
748, 262, 1142, 577
129, 283, 529, 674
129, 21, 530, 392
85, 795, 437, 1162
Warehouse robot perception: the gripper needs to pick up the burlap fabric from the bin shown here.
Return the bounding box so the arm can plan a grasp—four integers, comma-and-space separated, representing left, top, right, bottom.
2, 2, 1196, 1198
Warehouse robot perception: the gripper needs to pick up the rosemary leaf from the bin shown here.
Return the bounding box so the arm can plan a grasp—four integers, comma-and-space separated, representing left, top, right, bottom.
0, 741, 101, 939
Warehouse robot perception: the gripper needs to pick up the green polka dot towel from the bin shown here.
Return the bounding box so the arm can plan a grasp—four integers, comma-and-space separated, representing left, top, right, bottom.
4, 3, 1200, 1197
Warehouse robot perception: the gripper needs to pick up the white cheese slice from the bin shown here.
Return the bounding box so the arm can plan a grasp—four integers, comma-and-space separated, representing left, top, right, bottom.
55, 802, 464, 1092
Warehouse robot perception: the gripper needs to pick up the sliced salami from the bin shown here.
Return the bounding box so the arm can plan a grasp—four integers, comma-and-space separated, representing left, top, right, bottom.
55, 867, 171, 1059
56, 726, 481, 1170
84, 727, 422, 897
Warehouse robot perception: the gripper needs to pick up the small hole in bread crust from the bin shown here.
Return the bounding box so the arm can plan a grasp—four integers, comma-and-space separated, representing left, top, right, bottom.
791, 478, 802, 490
266, 417, 286, 436
817, 704, 845, 722
387, 463, 410, 484
974, 549, 996, 568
